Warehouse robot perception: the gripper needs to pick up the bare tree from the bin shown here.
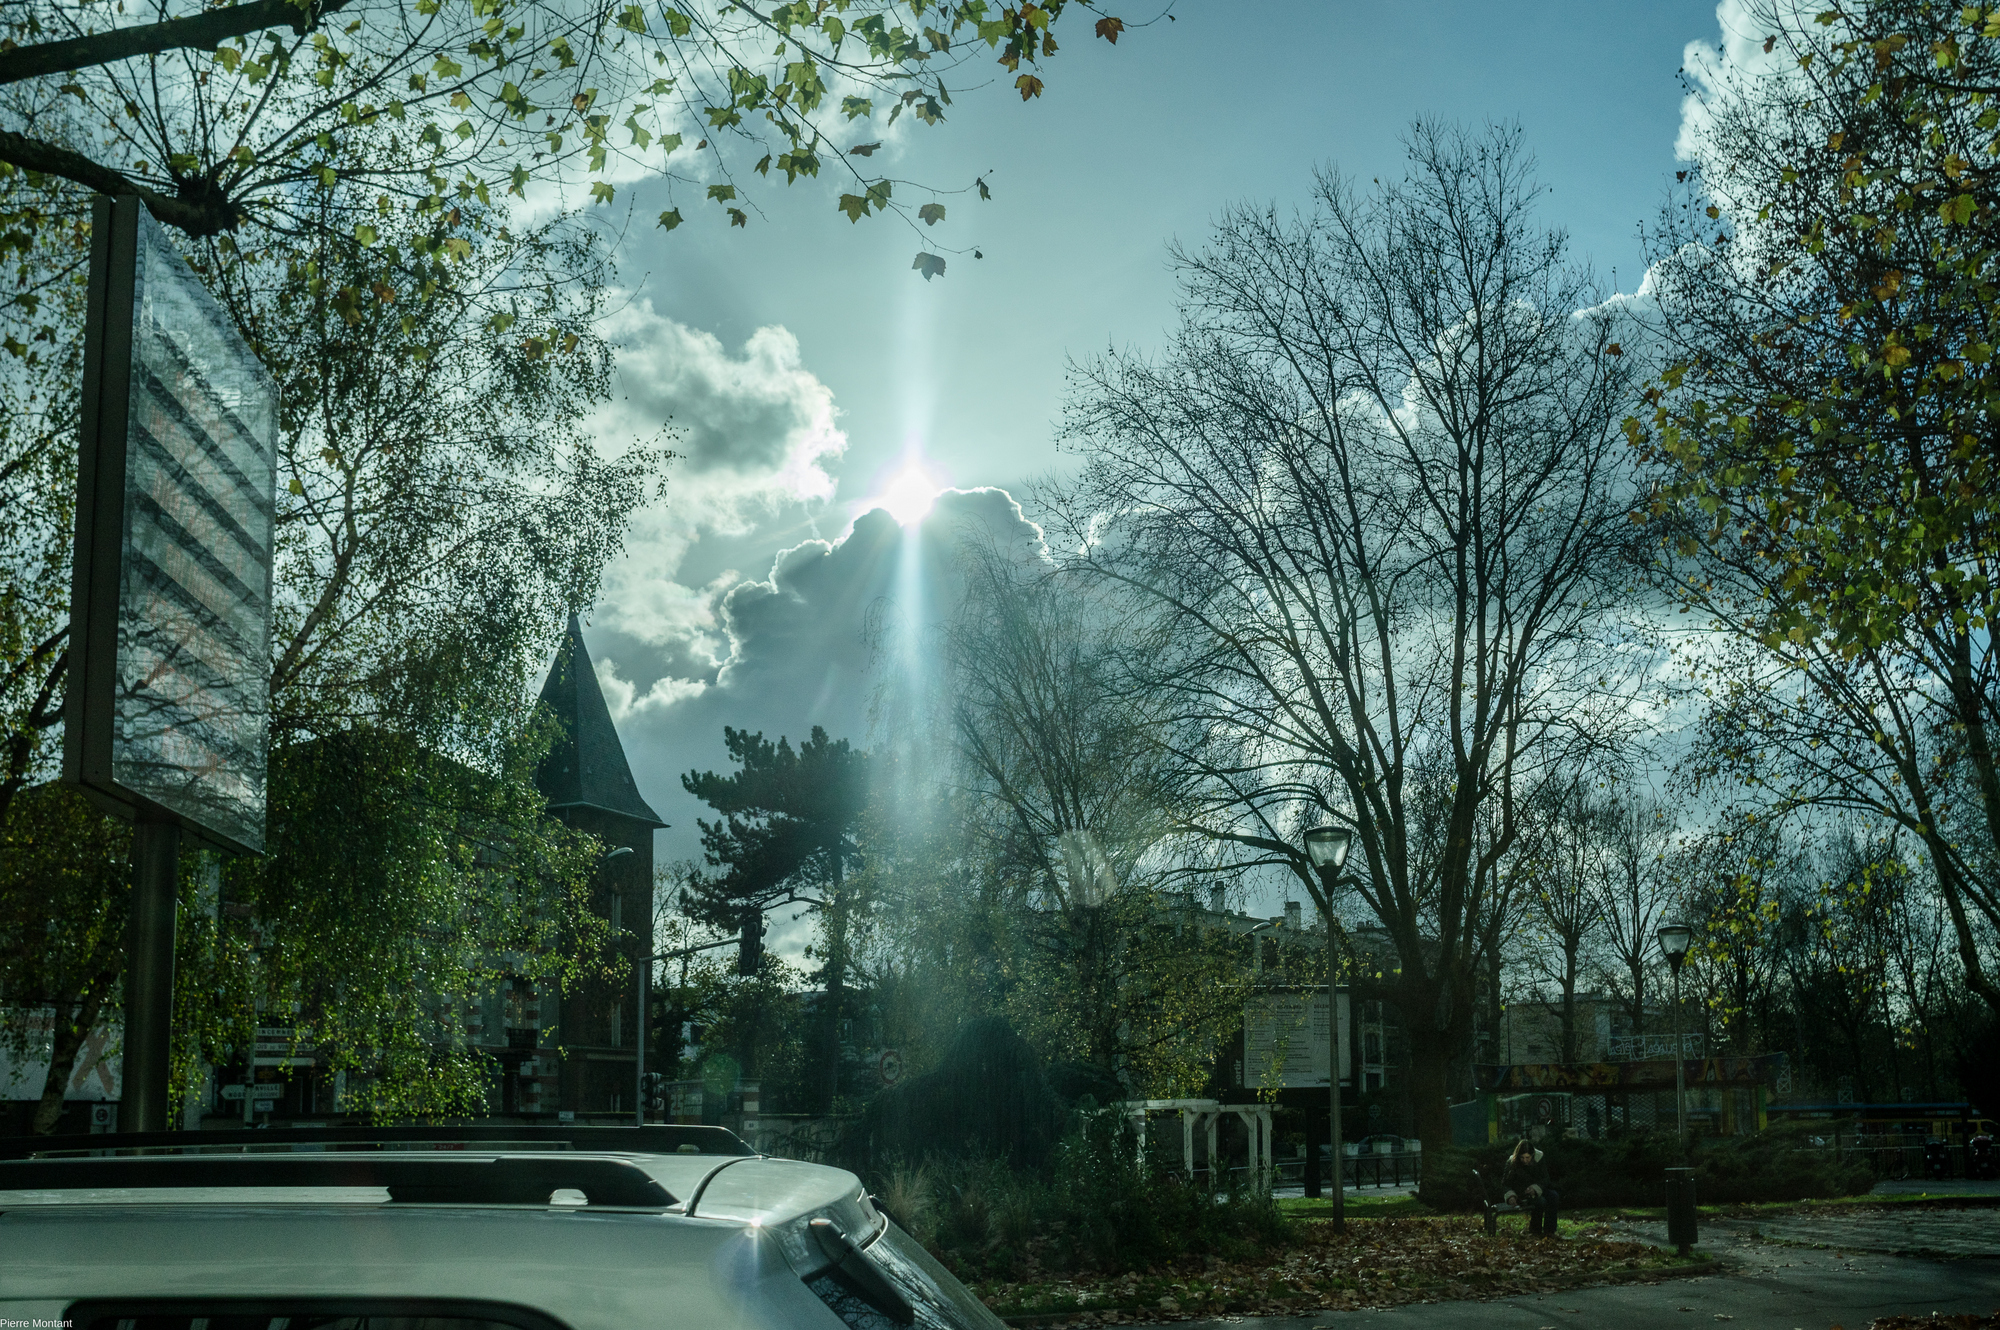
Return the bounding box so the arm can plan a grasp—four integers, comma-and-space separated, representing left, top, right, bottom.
1046, 121, 1646, 1148
1518, 789, 1606, 1064
1591, 787, 1676, 1043
940, 538, 1241, 1094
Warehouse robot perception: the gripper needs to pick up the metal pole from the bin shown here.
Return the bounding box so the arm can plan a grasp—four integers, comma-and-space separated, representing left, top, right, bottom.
1671, 961, 1687, 1159
1325, 897, 1345, 1234
120, 818, 180, 1134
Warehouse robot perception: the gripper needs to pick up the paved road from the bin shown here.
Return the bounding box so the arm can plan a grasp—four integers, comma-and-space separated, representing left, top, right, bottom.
1128, 1204, 2000, 1330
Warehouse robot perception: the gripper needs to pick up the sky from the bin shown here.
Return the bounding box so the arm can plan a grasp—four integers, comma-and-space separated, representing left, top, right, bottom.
548, 0, 1750, 932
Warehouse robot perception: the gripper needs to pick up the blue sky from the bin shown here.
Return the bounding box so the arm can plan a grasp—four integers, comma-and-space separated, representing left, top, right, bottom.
560, 0, 1739, 919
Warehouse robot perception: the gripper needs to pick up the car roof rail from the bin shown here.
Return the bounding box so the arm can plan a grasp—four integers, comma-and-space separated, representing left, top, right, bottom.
0, 1123, 753, 1161
0, 1152, 677, 1208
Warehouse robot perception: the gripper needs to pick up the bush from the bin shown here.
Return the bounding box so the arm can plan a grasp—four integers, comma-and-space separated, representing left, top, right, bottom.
873, 1110, 1292, 1280
1462, 1124, 1873, 1208
845, 1018, 1065, 1172
1414, 1145, 1485, 1213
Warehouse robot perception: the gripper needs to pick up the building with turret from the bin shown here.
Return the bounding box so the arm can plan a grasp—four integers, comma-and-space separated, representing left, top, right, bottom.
533, 614, 666, 1117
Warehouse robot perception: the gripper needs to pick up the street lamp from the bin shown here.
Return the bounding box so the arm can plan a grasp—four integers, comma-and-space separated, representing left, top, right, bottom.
1304, 825, 1353, 1234
1655, 922, 1693, 1156
1655, 920, 1697, 1255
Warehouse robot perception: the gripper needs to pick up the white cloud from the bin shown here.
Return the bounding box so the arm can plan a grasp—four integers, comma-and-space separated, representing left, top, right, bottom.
588, 299, 849, 649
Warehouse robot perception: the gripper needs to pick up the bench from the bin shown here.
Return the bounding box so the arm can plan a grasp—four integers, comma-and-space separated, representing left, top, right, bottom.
1471, 1167, 1526, 1236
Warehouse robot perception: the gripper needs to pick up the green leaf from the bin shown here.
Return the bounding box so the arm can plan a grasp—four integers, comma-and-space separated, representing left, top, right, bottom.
707, 183, 737, 202
838, 193, 870, 222
918, 203, 945, 226
913, 251, 945, 280
590, 181, 616, 205
658, 208, 684, 231
841, 95, 873, 120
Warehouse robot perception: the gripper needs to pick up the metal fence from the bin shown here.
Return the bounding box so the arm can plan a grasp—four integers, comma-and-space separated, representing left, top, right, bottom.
1792, 1129, 1988, 1181
1263, 1150, 1422, 1191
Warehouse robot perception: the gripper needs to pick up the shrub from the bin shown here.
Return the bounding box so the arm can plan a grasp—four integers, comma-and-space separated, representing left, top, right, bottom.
1415, 1145, 1485, 1213
874, 1110, 1292, 1280
1463, 1124, 1873, 1208
845, 1018, 1064, 1172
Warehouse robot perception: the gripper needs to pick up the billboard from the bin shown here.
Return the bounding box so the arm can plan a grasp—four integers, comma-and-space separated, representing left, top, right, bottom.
1244, 991, 1351, 1089
65, 196, 277, 853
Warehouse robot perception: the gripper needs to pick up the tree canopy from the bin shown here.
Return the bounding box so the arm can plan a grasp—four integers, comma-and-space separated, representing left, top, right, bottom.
0, 0, 1131, 265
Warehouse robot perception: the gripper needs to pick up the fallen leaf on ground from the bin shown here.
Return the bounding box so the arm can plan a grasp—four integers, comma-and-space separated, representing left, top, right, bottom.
967, 1215, 1702, 1324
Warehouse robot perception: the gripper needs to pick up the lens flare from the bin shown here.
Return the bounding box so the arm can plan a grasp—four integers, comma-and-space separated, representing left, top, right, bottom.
877, 467, 938, 526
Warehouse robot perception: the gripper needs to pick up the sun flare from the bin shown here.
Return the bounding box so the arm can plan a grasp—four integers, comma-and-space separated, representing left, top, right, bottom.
877, 467, 939, 526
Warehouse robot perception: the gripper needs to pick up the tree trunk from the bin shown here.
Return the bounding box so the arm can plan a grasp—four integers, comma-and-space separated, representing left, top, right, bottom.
33, 973, 115, 1134
822, 855, 846, 1112
1559, 945, 1580, 1064
1402, 1022, 1458, 1153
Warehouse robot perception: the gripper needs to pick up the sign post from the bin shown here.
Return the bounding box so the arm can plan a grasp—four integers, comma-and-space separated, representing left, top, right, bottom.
65, 196, 278, 1133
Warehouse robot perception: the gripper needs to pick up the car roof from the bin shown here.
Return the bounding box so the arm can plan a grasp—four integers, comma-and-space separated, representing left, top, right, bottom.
0, 1125, 868, 1229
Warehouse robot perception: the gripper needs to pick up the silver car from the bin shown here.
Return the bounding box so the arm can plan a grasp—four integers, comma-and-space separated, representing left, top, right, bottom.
0, 1125, 999, 1330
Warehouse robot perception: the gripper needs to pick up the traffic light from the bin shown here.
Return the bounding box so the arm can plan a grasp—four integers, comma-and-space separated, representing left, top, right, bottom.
642, 1071, 666, 1115
738, 909, 763, 976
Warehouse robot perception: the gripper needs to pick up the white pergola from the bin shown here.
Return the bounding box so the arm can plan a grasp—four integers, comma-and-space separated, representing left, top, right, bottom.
1121, 1098, 1276, 1190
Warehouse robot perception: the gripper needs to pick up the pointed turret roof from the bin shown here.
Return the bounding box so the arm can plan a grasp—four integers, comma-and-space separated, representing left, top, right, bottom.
534, 615, 666, 828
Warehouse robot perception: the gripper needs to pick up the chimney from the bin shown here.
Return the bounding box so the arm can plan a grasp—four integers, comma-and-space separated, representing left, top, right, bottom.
1285, 900, 1302, 930
1209, 885, 1226, 914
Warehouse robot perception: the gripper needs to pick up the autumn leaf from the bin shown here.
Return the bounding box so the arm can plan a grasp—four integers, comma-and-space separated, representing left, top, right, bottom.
976, 175, 991, 201
1096, 15, 1125, 43
913, 251, 946, 280
1015, 74, 1044, 100
919, 203, 946, 226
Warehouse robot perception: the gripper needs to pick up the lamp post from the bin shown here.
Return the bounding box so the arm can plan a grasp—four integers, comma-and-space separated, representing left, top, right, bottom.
1655, 921, 1693, 1157
1304, 825, 1353, 1235
1655, 920, 1696, 1255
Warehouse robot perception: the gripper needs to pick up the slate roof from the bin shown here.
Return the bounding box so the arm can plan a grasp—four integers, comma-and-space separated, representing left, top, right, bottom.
533, 615, 667, 829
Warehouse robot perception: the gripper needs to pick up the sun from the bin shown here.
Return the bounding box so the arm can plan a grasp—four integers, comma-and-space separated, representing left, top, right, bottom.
876, 466, 939, 526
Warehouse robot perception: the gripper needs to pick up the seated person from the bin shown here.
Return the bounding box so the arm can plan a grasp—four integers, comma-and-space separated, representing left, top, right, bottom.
1501, 1138, 1560, 1237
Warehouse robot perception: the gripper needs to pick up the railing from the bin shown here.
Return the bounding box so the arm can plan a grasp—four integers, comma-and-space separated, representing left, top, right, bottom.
1786, 1129, 1991, 1182
1264, 1150, 1422, 1191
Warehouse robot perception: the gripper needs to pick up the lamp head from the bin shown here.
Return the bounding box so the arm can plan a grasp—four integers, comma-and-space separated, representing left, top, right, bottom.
1303, 826, 1353, 872
1656, 921, 1693, 964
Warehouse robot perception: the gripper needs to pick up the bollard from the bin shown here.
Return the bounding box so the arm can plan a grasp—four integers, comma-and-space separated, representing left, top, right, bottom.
1664, 1166, 1698, 1255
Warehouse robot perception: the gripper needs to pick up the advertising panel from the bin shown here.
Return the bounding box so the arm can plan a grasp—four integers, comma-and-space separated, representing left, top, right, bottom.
1243, 990, 1352, 1088
65, 196, 277, 853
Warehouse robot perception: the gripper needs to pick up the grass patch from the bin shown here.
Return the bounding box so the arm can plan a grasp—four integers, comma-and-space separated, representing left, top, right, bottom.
1277, 1194, 1433, 1220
